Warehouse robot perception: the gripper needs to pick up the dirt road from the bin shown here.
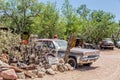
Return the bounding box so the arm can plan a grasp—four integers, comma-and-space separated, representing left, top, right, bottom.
19, 48, 120, 80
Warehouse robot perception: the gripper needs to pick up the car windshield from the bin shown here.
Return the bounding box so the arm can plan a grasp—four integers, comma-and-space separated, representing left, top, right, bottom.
103, 38, 112, 41
54, 40, 67, 50
103, 38, 112, 42
117, 38, 120, 41
117, 41, 120, 43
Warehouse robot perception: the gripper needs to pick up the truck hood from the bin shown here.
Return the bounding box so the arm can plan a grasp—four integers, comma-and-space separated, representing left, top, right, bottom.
58, 47, 100, 55
70, 47, 100, 55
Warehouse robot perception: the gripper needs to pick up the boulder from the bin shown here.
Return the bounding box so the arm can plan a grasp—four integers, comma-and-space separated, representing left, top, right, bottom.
70, 67, 74, 71
31, 69, 38, 75
0, 77, 3, 80
0, 69, 17, 80
37, 71, 45, 78
51, 65, 58, 71
0, 67, 9, 72
36, 66, 41, 71
63, 65, 69, 71
57, 64, 65, 72
46, 68, 55, 75
65, 63, 74, 71
16, 72, 25, 79
59, 58, 65, 64
37, 66, 46, 73
41, 67, 46, 73
0, 60, 9, 68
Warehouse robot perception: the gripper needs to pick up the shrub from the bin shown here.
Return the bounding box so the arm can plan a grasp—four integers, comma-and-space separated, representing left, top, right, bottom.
0, 30, 21, 56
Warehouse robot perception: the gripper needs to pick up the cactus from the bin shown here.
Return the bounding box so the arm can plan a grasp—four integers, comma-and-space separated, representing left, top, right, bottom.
0, 30, 21, 57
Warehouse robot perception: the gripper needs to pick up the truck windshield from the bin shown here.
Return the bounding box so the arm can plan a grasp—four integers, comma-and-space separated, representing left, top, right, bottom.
54, 40, 67, 50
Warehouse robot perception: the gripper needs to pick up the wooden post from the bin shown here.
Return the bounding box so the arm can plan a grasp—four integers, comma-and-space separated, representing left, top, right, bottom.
64, 33, 76, 63
64, 42, 70, 63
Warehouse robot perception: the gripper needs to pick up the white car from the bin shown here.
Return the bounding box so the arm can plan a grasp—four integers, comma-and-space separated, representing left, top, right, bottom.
116, 40, 120, 48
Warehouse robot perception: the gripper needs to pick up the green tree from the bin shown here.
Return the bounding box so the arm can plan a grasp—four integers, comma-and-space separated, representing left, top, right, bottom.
77, 4, 90, 20
76, 4, 90, 39
88, 10, 115, 43
31, 2, 59, 38
0, 0, 43, 33
62, 0, 80, 38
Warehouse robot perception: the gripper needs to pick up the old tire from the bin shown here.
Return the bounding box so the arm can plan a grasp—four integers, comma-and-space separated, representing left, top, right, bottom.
67, 58, 77, 68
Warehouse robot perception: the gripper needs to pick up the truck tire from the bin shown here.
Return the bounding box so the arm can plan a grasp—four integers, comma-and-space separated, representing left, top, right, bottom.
67, 58, 77, 68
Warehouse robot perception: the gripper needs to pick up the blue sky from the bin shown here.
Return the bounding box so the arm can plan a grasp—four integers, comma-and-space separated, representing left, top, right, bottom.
38, 0, 120, 22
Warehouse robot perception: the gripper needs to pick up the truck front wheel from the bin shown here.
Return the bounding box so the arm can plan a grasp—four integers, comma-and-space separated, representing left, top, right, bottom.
68, 58, 77, 68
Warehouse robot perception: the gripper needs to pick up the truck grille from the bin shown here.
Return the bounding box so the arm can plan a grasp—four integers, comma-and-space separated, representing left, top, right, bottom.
88, 55, 97, 58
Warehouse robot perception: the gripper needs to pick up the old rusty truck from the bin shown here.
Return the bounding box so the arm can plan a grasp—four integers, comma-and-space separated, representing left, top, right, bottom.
36, 39, 100, 68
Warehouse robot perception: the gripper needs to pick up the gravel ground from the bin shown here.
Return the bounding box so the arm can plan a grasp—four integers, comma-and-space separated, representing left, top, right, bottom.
19, 48, 120, 80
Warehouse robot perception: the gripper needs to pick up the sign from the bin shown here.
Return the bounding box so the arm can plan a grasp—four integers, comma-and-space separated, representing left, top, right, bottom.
68, 34, 76, 49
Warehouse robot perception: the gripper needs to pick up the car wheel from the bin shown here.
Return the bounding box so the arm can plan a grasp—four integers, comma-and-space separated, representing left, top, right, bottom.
110, 47, 114, 50
100, 45, 104, 49
67, 58, 77, 68
84, 63, 92, 66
